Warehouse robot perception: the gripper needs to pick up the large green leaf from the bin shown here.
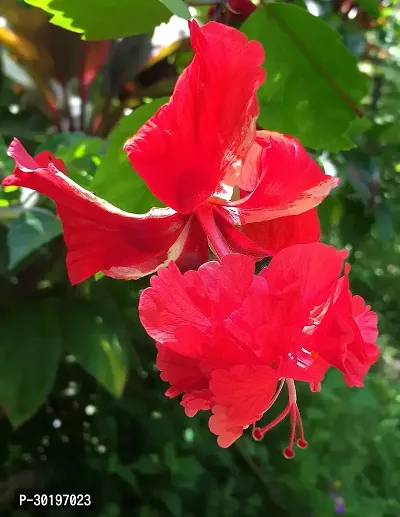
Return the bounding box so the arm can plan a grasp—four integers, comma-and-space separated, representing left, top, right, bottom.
61, 302, 129, 397
7, 208, 62, 269
91, 99, 168, 213
24, 0, 171, 40
242, 4, 369, 151
0, 303, 62, 426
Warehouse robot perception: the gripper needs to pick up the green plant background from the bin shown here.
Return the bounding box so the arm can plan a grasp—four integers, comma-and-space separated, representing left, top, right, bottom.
0, 1, 399, 516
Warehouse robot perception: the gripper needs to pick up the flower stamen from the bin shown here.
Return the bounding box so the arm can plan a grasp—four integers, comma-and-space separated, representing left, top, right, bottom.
252, 378, 307, 458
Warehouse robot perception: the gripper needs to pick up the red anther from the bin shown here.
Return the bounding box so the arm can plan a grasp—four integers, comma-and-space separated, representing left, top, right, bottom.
283, 447, 295, 459
252, 427, 263, 441
251, 379, 309, 457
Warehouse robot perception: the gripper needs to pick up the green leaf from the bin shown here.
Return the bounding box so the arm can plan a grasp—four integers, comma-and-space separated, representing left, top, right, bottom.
242, 4, 368, 151
61, 302, 129, 397
0, 303, 62, 426
91, 100, 168, 213
7, 208, 62, 270
24, 0, 171, 40
159, 0, 190, 19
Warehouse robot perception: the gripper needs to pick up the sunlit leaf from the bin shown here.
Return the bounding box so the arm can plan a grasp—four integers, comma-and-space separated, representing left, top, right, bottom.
242, 4, 369, 151
25, 0, 172, 40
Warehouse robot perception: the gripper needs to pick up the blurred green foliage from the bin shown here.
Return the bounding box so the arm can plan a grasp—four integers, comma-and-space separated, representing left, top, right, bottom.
0, 0, 399, 516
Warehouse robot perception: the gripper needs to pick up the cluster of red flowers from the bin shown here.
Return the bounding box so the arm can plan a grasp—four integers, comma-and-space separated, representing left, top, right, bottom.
2, 20, 379, 457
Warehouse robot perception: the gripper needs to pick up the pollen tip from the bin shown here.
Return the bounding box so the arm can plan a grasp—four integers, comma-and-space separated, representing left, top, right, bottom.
297, 438, 308, 449
252, 427, 263, 441
283, 447, 294, 459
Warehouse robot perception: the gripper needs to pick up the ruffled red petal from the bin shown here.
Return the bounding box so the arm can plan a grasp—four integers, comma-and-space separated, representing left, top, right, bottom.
3, 138, 193, 284
156, 344, 209, 399
311, 274, 379, 387
226, 301, 327, 383
343, 291, 380, 384
139, 254, 257, 344
228, 140, 263, 191
210, 365, 278, 423
139, 263, 212, 344
241, 208, 320, 255
181, 390, 212, 417
261, 243, 348, 308
125, 20, 265, 214
208, 405, 245, 448
231, 131, 339, 224
352, 295, 379, 343
208, 365, 279, 447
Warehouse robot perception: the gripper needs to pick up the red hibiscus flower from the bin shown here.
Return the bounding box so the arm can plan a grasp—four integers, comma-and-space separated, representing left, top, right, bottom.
2, 21, 337, 285
139, 243, 379, 457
